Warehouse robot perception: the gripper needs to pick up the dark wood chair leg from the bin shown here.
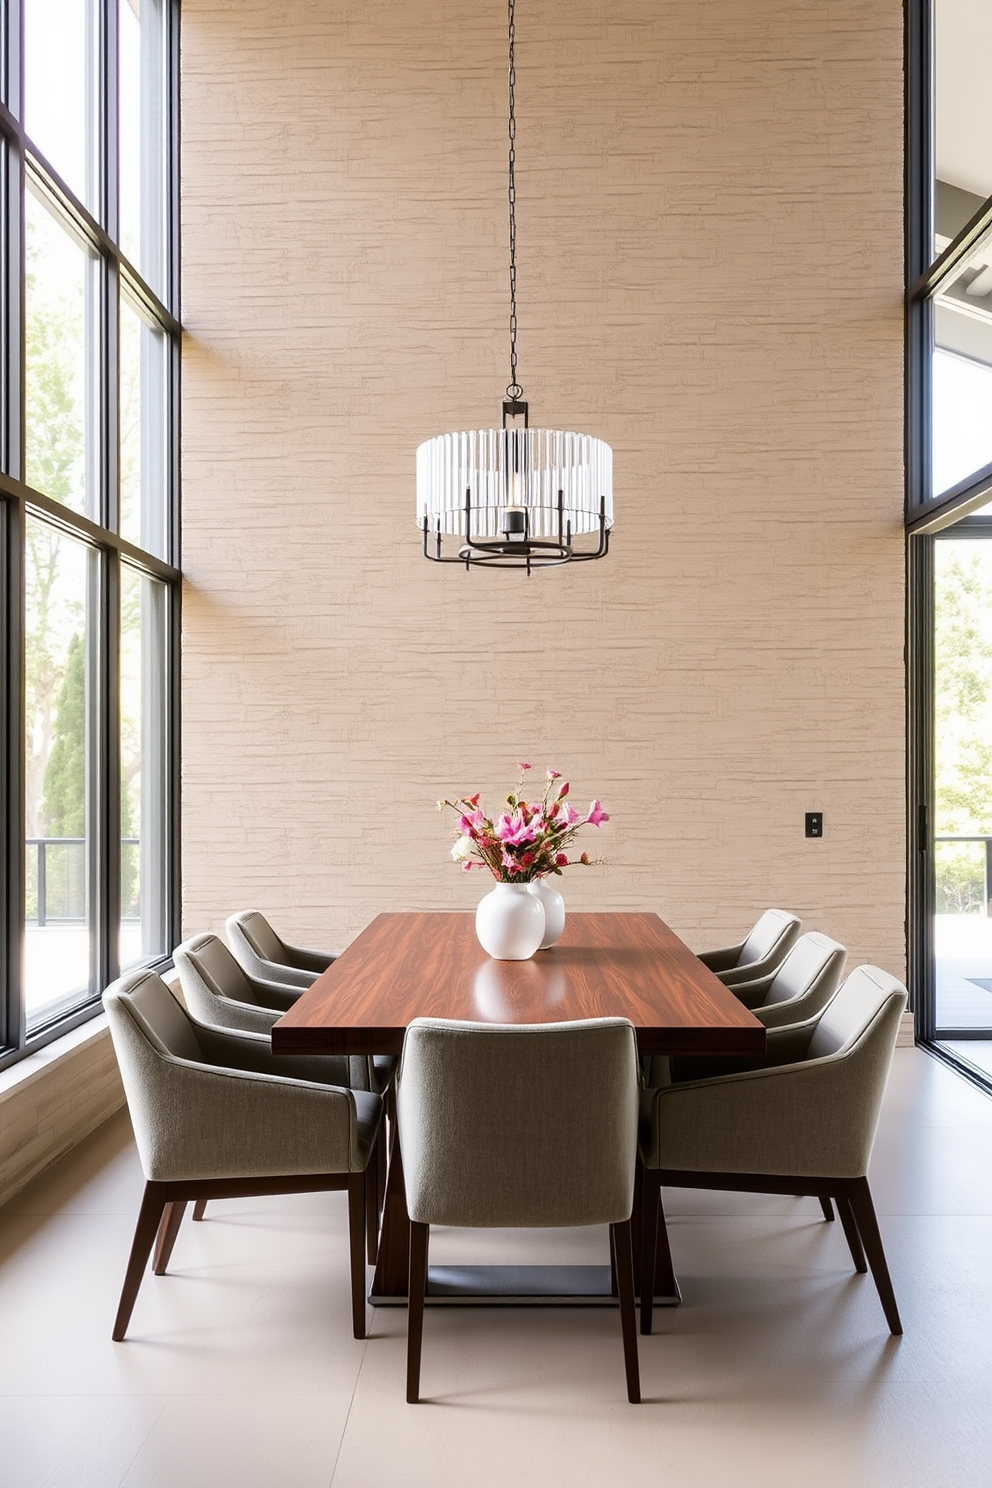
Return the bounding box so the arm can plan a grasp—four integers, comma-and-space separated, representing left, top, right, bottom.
113, 1183, 168, 1341
639, 1166, 660, 1335
835, 1193, 867, 1272
153, 1200, 187, 1275
376, 1118, 387, 1225
192, 1199, 208, 1222
847, 1177, 903, 1335
654, 1184, 677, 1297
819, 1195, 835, 1221
348, 1173, 367, 1339
365, 1144, 379, 1265
608, 1224, 619, 1296
406, 1220, 430, 1404
611, 1219, 641, 1403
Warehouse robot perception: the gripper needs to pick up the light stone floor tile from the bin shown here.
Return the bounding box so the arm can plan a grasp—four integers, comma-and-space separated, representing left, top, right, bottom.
117, 1392, 354, 1488
1, 1048, 991, 1488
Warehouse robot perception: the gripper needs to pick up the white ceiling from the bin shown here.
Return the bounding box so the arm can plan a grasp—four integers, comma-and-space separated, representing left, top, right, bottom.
936, 0, 992, 199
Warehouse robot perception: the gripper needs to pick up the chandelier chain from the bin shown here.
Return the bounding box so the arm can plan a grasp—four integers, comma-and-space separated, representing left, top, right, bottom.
506, 0, 522, 400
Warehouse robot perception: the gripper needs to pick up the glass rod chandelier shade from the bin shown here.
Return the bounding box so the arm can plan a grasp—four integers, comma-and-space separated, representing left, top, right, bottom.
417, 418, 613, 570
416, 0, 614, 573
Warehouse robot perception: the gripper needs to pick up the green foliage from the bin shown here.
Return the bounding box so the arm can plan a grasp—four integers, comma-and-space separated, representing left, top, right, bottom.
42, 632, 86, 836
935, 549, 992, 837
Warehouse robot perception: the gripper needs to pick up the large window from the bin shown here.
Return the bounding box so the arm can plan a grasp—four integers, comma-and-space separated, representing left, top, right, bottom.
0, 0, 179, 1065
907, 1, 992, 1081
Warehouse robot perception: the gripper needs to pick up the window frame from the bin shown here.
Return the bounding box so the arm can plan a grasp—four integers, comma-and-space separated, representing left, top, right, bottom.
0, 0, 180, 1070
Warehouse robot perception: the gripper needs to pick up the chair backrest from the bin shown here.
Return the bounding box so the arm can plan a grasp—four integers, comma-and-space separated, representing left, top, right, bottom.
175, 931, 258, 1007
808, 964, 907, 1060
103, 969, 206, 1175
397, 1018, 639, 1230
737, 909, 802, 969
228, 910, 287, 966
763, 931, 846, 1007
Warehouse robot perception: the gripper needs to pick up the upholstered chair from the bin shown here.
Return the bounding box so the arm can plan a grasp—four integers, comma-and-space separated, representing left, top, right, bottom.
697, 909, 802, 986
638, 964, 907, 1338
226, 909, 337, 990
723, 930, 846, 1029
397, 1017, 641, 1404
174, 931, 392, 1256
103, 968, 383, 1342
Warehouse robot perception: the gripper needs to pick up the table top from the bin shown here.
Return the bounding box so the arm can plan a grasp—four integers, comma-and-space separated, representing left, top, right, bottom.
271, 910, 765, 1058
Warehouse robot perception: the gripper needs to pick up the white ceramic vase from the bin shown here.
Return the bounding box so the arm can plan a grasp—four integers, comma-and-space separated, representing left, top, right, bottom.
528, 877, 566, 949
476, 882, 546, 960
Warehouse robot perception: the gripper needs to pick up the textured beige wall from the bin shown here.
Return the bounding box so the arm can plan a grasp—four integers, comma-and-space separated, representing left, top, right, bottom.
180, 0, 906, 973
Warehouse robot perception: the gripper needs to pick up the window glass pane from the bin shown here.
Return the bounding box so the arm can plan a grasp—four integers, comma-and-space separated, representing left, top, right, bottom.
25, 519, 96, 1028
934, 0, 992, 260
120, 565, 169, 967
23, 0, 98, 211
120, 294, 168, 556
932, 220, 992, 496
119, 0, 167, 297
25, 187, 99, 517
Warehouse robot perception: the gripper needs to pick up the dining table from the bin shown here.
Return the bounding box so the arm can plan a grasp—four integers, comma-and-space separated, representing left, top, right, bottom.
271, 909, 765, 1306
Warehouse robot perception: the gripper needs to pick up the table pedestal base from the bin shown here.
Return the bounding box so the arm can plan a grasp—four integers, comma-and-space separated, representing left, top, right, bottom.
371, 1263, 682, 1308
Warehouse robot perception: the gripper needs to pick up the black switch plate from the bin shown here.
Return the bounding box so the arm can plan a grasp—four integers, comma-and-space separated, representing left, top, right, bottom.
805, 812, 823, 839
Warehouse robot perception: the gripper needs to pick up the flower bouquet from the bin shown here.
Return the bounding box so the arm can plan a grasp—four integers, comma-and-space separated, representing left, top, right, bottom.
438, 763, 609, 959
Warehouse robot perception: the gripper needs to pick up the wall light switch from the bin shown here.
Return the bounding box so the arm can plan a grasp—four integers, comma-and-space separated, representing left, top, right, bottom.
805, 812, 823, 839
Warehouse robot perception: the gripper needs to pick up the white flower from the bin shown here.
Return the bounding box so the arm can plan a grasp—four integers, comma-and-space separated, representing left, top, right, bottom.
451, 835, 474, 862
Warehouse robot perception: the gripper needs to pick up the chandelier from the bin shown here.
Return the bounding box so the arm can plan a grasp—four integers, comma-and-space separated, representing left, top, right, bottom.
416, 0, 614, 572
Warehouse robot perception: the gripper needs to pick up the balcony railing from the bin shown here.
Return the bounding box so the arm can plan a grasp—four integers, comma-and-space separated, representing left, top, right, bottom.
26, 837, 140, 926
935, 834, 992, 915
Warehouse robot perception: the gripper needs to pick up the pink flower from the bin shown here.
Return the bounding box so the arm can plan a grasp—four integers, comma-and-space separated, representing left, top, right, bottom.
586, 800, 609, 827
555, 853, 569, 867
557, 781, 569, 799
495, 810, 537, 846
459, 809, 485, 833
516, 761, 532, 772
546, 768, 561, 780
461, 861, 474, 872
561, 803, 580, 826
520, 850, 536, 868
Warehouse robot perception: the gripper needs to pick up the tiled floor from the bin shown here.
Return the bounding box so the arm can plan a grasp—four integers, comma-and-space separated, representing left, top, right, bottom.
2, 1047, 991, 1487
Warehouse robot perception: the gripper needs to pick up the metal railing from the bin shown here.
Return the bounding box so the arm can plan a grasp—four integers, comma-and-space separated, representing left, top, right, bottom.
26, 837, 140, 926
935, 834, 992, 915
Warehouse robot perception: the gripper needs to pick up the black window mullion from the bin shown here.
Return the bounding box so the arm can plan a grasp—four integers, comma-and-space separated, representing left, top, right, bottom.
0, 494, 25, 1056
96, 543, 121, 994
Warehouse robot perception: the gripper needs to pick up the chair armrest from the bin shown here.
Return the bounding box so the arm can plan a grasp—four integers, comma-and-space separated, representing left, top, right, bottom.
667, 1020, 814, 1086
247, 975, 304, 1012
697, 943, 745, 973
718, 950, 789, 988
248, 958, 318, 991
284, 944, 337, 974
191, 1021, 353, 1087
720, 970, 775, 1009
119, 1039, 383, 1179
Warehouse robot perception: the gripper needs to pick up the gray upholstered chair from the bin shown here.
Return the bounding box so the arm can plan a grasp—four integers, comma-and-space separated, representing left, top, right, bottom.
103, 968, 383, 1342
638, 964, 907, 1338
174, 931, 304, 1035
722, 930, 846, 1029
397, 1017, 641, 1404
226, 908, 338, 990
697, 909, 802, 987
174, 931, 391, 1256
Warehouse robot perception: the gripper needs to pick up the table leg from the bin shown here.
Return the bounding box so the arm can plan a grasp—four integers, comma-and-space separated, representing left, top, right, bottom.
369, 1109, 410, 1300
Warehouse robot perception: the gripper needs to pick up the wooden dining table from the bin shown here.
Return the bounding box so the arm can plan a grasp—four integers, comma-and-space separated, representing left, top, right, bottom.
272, 909, 765, 1305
